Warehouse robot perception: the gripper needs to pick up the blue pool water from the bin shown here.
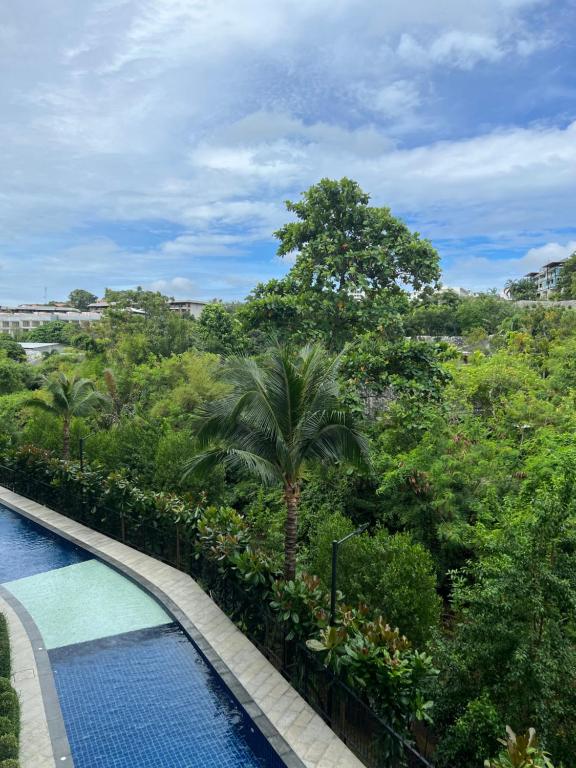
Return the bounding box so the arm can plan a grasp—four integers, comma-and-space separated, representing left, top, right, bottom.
0, 508, 89, 581
0, 505, 284, 768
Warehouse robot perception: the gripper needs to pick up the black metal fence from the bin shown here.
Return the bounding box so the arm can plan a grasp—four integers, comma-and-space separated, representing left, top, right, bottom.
0, 463, 435, 768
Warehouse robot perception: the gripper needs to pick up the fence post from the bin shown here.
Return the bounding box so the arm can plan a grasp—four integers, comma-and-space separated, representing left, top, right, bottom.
120, 511, 126, 543
176, 524, 181, 569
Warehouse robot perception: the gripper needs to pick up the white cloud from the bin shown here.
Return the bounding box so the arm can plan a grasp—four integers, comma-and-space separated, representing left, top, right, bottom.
0, 0, 570, 301
398, 31, 504, 69
148, 276, 196, 295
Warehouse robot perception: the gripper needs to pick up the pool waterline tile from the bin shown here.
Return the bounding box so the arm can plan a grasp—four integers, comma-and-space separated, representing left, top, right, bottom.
4, 559, 171, 649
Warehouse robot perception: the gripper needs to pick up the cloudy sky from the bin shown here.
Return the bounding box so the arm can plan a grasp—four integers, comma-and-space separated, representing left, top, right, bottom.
1, 0, 575, 304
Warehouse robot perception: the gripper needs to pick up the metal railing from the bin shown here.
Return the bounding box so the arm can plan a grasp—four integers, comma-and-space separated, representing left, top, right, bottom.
0, 462, 435, 768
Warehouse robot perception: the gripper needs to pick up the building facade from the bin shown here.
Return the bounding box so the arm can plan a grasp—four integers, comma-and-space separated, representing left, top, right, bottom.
87, 299, 207, 317
0, 310, 101, 337
525, 260, 566, 299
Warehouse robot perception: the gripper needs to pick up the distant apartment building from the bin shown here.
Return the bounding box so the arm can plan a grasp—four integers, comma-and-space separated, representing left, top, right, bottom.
0, 306, 101, 337
524, 259, 567, 299
88, 298, 207, 317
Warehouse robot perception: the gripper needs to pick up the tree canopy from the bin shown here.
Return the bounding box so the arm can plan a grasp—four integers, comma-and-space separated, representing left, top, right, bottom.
245, 178, 439, 349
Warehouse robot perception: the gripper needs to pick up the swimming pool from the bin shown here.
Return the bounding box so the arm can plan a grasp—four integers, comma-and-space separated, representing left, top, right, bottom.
0, 503, 286, 768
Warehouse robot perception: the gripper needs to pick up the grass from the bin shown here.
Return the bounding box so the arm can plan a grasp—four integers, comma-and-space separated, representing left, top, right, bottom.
0, 615, 19, 767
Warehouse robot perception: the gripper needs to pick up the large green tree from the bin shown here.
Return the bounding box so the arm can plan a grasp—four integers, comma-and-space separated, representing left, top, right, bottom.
245, 178, 440, 350
0, 336, 26, 363
554, 252, 576, 299
26, 373, 110, 458
68, 289, 98, 311
184, 343, 369, 579
504, 278, 538, 301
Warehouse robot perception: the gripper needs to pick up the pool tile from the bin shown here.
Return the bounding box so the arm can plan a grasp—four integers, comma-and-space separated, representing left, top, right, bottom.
4, 559, 171, 649
0, 505, 89, 582
49, 625, 277, 768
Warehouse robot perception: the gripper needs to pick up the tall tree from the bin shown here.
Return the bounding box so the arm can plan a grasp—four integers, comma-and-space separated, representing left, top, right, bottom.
26, 373, 110, 458
244, 178, 439, 350
184, 344, 369, 579
504, 278, 538, 301
555, 252, 576, 299
68, 289, 98, 311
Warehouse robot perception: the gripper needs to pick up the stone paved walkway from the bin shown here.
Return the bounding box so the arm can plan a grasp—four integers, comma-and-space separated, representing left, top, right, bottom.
0, 486, 364, 768
0, 593, 56, 768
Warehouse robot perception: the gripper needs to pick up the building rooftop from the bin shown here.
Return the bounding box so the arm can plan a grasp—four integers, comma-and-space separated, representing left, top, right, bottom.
18, 342, 65, 349
542, 260, 567, 269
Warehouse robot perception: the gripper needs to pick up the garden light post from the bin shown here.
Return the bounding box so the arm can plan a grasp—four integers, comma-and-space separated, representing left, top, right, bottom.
330, 523, 369, 627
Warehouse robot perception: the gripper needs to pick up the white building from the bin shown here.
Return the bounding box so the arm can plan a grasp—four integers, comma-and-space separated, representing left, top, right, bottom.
18, 342, 66, 361
168, 299, 207, 317
0, 311, 101, 337
88, 298, 207, 317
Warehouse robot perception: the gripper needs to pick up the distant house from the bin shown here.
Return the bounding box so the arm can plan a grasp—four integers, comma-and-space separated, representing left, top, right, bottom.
88, 298, 207, 318
168, 299, 207, 317
18, 342, 66, 361
524, 260, 567, 299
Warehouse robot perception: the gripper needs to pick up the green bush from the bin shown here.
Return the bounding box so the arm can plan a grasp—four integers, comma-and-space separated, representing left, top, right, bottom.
0, 718, 14, 737
0, 617, 9, 679
0, 734, 17, 761
435, 694, 502, 767
0, 759, 19, 768
309, 512, 441, 646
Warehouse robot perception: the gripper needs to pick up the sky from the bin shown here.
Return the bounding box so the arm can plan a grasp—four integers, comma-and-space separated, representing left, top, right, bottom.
0, 0, 575, 304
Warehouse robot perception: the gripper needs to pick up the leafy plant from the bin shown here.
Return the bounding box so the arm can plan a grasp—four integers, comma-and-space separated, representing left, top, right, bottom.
485, 727, 555, 768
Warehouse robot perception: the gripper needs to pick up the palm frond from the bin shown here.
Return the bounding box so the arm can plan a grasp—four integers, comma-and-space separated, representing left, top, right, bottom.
183, 448, 281, 486
185, 341, 369, 486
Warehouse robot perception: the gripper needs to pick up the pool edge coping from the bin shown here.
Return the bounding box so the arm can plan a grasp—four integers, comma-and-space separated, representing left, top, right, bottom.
0, 587, 73, 768
0, 488, 360, 768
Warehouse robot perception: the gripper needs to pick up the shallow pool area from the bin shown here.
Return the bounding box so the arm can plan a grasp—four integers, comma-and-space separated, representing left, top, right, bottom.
0, 504, 285, 768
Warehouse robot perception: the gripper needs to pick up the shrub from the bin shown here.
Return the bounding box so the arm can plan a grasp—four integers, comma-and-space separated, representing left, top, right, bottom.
435, 694, 502, 768
0, 618, 9, 679
0, 734, 17, 761
309, 512, 441, 645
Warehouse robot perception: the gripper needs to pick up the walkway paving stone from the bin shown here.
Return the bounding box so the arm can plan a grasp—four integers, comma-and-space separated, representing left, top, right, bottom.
0, 593, 56, 768
0, 486, 364, 768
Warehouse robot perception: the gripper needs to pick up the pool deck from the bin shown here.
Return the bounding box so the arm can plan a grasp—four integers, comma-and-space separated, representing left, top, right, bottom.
0, 592, 60, 768
0, 486, 364, 768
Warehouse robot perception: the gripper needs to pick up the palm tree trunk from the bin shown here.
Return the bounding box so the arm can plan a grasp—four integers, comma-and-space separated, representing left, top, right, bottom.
283, 482, 300, 581
62, 418, 70, 460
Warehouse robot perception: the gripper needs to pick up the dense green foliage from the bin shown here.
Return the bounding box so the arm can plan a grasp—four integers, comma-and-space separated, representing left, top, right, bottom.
2, 179, 576, 766
244, 177, 439, 350
555, 251, 576, 299
68, 289, 97, 310
0, 616, 19, 767
504, 278, 539, 301
185, 344, 369, 579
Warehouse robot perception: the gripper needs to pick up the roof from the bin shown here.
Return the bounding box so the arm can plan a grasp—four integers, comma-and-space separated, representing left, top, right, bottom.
18, 342, 65, 349
169, 299, 207, 305
16, 304, 79, 312
542, 260, 567, 269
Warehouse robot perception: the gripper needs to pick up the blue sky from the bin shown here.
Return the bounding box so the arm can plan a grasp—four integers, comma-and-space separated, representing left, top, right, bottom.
0, 0, 575, 304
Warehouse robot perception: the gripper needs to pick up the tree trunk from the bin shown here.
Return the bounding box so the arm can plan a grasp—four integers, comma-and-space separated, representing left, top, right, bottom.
283, 481, 301, 581
62, 418, 70, 460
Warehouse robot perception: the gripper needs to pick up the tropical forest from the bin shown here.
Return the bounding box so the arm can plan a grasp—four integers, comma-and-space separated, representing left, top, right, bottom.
2, 179, 574, 768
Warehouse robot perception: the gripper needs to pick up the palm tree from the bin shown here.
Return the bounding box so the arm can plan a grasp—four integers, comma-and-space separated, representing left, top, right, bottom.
184, 344, 370, 580
27, 373, 110, 459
